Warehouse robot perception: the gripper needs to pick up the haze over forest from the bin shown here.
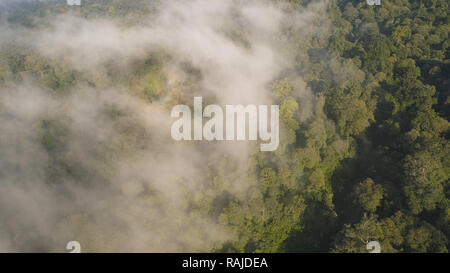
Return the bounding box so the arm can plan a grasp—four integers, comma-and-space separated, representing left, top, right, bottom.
0, 0, 448, 252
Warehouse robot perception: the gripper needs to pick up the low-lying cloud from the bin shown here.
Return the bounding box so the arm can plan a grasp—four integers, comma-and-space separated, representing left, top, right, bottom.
0, 0, 331, 252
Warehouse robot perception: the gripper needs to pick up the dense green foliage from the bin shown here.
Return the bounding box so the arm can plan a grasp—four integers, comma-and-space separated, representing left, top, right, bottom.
0, 0, 448, 252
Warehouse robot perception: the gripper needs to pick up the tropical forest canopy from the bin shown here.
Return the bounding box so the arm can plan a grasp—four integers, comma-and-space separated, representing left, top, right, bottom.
0, 0, 448, 252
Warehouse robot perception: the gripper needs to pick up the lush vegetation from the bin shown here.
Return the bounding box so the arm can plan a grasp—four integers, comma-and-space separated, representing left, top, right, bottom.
0, 0, 448, 252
